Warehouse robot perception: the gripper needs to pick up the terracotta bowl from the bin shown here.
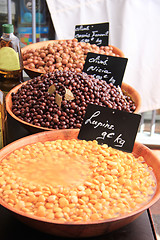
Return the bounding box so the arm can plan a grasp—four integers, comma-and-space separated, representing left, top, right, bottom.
21, 40, 125, 79
5, 81, 141, 133
0, 129, 160, 238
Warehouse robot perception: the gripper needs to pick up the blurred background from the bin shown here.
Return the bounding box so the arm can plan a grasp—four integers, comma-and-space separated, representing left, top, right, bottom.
0, 0, 55, 45
1, 0, 160, 146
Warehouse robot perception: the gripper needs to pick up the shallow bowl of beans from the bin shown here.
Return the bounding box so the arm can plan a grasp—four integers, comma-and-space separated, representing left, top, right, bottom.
0, 129, 159, 238
5, 70, 141, 133
21, 38, 125, 78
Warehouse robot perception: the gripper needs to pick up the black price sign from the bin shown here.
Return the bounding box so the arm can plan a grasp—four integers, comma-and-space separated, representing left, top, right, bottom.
78, 104, 141, 153
75, 22, 109, 46
83, 52, 128, 87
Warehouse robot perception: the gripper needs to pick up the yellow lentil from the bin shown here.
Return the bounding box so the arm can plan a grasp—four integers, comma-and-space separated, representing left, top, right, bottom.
0, 139, 156, 223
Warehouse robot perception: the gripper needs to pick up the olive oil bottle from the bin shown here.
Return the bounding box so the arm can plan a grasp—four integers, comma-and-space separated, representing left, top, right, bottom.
0, 90, 7, 148
0, 24, 24, 95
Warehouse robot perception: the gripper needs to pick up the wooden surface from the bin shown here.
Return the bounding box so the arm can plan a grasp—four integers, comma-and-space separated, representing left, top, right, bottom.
121, 82, 141, 113
150, 149, 160, 239
5, 81, 141, 134
0, 127, 160, 237
0, 205, 156, 240
21, 40, 125, 78
1, 113, 157, 239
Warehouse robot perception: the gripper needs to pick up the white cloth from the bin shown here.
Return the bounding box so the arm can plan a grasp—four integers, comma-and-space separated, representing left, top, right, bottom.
46, 0, 160, 113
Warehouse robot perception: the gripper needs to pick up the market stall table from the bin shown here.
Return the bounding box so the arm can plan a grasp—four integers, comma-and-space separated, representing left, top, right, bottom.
0, 204, 156, 240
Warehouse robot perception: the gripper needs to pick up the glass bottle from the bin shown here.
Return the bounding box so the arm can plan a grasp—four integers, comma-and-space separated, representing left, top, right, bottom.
0, 90, 7, 149
0, 23, 24, 95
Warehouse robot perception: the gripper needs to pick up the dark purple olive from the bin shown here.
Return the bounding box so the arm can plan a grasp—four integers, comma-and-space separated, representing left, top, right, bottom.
11, 70, 136, 130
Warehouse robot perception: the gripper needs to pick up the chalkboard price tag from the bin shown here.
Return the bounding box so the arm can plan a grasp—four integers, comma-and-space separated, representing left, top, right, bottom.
83, 52, 128, 87
78, 104, 141, 153
75, 22, 109, 46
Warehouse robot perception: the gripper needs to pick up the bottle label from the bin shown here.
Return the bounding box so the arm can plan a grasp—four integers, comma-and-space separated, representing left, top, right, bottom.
0, 47, 20, 71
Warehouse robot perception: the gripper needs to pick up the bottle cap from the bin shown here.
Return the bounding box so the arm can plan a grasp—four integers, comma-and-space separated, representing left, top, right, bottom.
2, 24, 14, 33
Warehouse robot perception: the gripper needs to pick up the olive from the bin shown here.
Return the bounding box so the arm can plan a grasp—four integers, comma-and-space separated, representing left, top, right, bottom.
11, 70, 136, 130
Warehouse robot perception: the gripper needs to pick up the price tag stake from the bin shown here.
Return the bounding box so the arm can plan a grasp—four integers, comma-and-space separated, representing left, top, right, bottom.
78, 104, 141, 153
75, 22, 109, 46
83, 52, 128, 87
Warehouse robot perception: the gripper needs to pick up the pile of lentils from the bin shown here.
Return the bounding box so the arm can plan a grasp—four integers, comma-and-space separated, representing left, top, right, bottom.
22, 38, 119, 74
11, 70, 136, 129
